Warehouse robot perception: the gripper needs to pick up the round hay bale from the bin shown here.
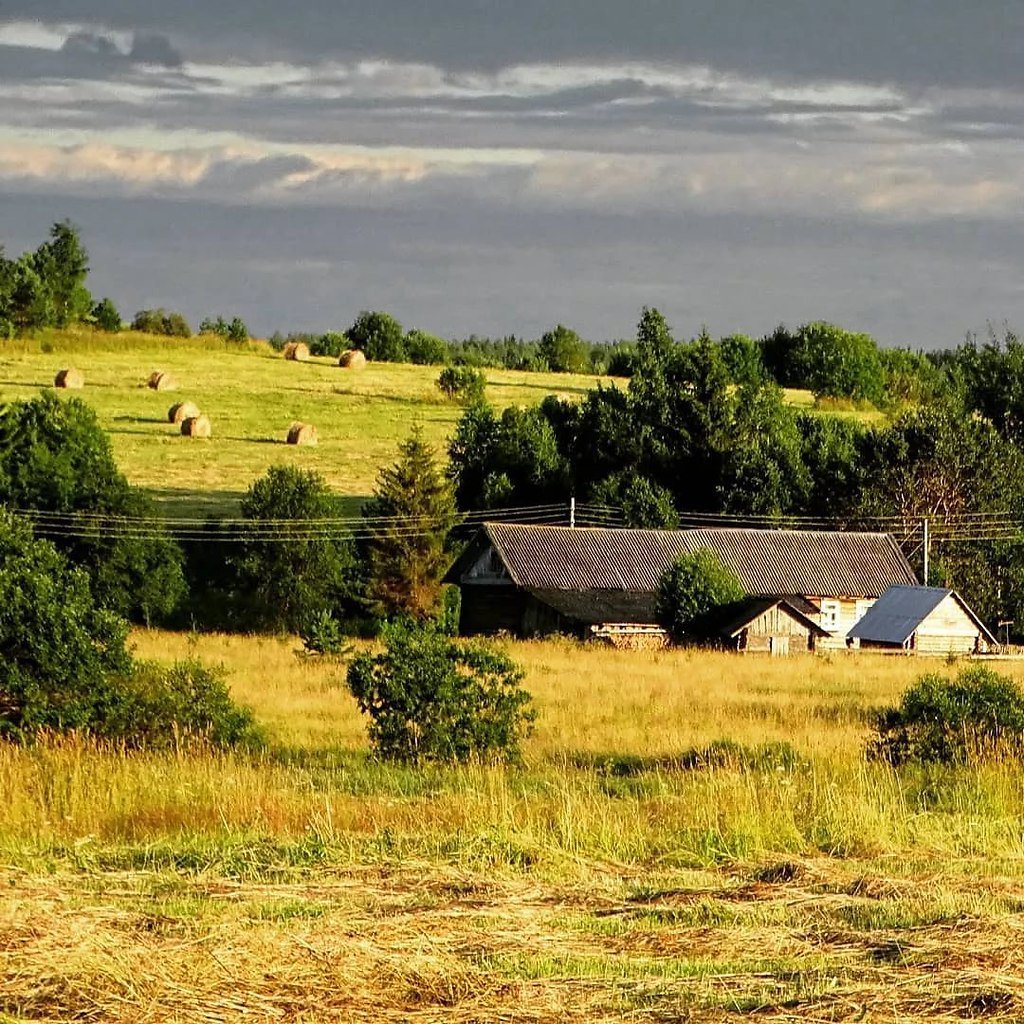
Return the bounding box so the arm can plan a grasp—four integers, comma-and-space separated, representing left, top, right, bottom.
148, 371, 176, 391
339, 349, 367, 369
286, 422, 318, 446
283, 342, 311, 362
181, 414, 212, 439
168, 401, 201, 425
54, 368, 84, 389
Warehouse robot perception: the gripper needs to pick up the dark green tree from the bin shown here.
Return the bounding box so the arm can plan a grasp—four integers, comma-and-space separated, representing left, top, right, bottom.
797, 321, 885, 404
230, 465, 355, 632
0, 393, 186, 624
32, 221, 92, 328
346, 310, 406, 362
405, 328, 450, 365
0, 510, 130, 738
91, 297, 122, 332
539, 324, 588, 373
362, 429, 459, 618
655, 548, 745, 644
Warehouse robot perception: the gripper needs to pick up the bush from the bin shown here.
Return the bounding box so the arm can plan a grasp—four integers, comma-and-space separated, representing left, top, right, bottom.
655, 548, 745, 644
102, 659, 263, 749
437, 366, 486, 404
346, 310, 406, 362
346, 620, 535, 763
299, 609, 349, 656
199, 315, 249, 342
869, 667, 1024, 766
91, 297, 121, 333
131, 308, 192, 337
405, 328, 450, 365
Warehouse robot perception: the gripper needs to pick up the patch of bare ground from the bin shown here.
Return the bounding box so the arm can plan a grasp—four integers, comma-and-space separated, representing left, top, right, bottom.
2, 859, 1024, 1022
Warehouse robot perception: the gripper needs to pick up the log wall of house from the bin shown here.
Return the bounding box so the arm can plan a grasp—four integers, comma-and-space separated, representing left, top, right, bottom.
914, 594, 989, 654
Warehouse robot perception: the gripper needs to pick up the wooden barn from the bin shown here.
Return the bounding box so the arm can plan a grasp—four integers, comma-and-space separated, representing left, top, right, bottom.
717, 597, 831, 654
846, 586, 998, 655
445, 523, 918, 647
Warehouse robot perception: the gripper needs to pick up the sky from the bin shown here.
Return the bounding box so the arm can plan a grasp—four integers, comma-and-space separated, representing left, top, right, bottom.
1, 2, 1022, 346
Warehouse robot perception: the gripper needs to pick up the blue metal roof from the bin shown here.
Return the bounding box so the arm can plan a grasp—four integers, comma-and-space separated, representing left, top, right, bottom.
847, 585, 992, 645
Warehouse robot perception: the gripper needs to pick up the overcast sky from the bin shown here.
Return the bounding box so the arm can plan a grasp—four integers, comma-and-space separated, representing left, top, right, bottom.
2, 3, 1022, 345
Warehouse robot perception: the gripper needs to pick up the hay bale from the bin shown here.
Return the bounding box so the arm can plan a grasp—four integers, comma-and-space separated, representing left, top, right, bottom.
283, 342, 311, 362
339, 349, 367, 369
181, 415, 212, 438
286, 422, 318, 446
54, 368, 84, 389
147, 371, 176, 391
168, 401, 201, 425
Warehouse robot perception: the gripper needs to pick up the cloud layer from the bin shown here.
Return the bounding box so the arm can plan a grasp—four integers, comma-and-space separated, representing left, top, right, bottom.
2, 8, 1023, 344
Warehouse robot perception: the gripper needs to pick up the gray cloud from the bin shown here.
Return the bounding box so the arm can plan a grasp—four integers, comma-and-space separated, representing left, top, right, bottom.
6, 1, 1024, 89
1, 4, 1023, 345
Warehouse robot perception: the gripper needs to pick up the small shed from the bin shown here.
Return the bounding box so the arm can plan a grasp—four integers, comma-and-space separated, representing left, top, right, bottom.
846, 585, 997, 655
717, 597, 831, 655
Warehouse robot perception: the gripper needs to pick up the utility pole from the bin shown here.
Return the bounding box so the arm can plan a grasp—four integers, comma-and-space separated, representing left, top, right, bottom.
922, 517, 929, 585
569, 496, 576, 528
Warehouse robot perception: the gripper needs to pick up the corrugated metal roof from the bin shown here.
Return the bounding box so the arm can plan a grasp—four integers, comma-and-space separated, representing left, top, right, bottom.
847, 585, 996, 645
476, 524, 917, 598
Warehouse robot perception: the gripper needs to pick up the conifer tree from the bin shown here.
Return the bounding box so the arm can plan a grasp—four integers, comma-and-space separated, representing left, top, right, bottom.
362, 428, 459, 619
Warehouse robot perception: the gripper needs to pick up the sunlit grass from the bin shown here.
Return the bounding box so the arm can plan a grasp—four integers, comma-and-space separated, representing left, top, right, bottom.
0, 328, 618, 516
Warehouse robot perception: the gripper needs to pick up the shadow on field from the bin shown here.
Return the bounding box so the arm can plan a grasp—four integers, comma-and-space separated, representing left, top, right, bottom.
489, 379, 597, 397
113, 415, 167, 425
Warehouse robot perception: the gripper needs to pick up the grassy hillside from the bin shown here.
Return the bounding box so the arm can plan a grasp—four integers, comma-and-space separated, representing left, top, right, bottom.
0, 329, 615, 516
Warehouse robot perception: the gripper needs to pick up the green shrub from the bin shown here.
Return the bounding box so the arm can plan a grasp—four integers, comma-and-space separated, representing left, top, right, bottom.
437, 366, 486, 404
346, 620, 535, 763
0, 392, 187, 625
311, 331, 346, 358
405, 328, 450, 365
103, 659, 263, 749
346, 310, 406, 362
91, 297, 121, 333
869, 667, 1024, 765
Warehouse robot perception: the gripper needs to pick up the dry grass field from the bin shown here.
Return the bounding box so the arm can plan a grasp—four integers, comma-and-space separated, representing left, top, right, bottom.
5, 635, 1024, 1022
1, 330, 1020, 1021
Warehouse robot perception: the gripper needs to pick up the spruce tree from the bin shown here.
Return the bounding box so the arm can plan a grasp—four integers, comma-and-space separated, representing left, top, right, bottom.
362, 428, 459, 619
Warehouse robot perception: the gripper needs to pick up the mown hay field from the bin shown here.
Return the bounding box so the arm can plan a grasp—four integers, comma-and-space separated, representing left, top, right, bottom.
0, 329, 615, 517
0, 329, 878, 519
